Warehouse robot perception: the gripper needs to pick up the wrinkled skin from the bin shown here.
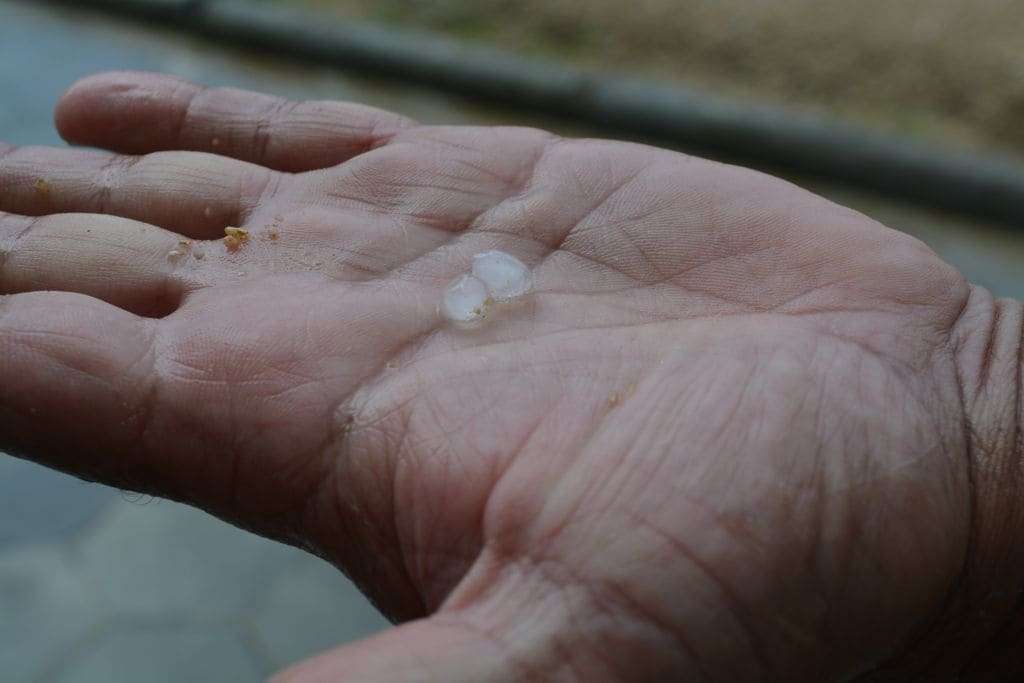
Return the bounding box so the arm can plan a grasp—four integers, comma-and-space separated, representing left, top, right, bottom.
1, 72, 1021, 681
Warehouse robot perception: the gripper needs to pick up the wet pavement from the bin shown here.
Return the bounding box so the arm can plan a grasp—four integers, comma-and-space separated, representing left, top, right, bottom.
1, 1, 1023, 681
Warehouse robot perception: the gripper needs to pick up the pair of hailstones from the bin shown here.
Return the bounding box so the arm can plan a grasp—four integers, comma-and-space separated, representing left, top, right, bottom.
440, 250, 534, 328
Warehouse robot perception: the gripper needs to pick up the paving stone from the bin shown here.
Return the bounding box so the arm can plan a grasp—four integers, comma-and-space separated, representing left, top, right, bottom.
0, 454, 115, 551
252, 554, 390, 670
52, 624, 262, 683
0, 544, 109, 682
77, 500, 295, 620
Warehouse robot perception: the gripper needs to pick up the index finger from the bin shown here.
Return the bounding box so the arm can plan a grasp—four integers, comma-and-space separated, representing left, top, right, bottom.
55, 71, 414, 172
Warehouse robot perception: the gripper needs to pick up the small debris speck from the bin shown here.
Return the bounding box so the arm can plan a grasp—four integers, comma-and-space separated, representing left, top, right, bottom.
223, 227, 249, 252
33, 178, 50, 195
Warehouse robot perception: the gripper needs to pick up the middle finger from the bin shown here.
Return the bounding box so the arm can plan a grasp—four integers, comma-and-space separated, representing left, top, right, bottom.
0, 143, 280, 239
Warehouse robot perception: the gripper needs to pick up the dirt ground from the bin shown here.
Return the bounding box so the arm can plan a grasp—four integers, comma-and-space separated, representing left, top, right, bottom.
303, 0, 1024, 159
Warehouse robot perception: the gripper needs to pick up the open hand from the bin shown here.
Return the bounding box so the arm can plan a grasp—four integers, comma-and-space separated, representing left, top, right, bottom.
1, 72, 1021, 681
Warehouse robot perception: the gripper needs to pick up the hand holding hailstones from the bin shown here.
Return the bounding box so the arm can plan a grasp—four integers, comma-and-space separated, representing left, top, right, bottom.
440, 250, 534, 328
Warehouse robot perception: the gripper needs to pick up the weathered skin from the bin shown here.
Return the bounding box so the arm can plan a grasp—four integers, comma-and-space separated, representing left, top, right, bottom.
0, 71, 1021, 681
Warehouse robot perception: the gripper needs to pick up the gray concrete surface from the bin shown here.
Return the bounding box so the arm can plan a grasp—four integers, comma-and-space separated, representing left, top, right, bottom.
1, 1, 1023, 681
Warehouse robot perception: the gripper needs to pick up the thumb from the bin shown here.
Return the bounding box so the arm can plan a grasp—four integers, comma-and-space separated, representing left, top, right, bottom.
271, 616, 524, 682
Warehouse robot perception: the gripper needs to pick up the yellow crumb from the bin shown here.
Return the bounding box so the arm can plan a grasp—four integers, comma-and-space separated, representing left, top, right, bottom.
33, 178, 50, 195
224, 227, 249, 241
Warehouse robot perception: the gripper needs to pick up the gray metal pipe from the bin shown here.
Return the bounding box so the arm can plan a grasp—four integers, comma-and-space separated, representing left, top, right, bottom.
36, 0, 1024, 228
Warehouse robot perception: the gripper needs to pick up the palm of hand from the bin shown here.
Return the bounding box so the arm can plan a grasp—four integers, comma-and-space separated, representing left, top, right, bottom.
1, 73, 978, 680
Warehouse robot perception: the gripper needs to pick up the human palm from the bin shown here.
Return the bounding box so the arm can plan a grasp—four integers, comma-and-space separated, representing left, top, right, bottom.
1, 72, 1021, 681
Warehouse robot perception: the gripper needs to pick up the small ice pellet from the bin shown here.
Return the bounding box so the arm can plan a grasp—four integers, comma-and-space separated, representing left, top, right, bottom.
440, 273, 490, 328
472, 250, 532, 302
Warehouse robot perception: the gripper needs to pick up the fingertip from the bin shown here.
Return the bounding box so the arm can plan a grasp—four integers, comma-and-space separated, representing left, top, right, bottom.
54, 71, 196, 149
54, 72, 133, 144
53, 84, 89, 144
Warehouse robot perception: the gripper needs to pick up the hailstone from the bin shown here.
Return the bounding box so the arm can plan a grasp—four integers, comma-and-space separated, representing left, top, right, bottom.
440, 273, 490, 328
472, 250, 533, 302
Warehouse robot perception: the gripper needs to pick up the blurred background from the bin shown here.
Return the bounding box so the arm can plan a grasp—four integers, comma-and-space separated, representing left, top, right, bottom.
311, 0, 1024, 157
2, 0, 1023, 681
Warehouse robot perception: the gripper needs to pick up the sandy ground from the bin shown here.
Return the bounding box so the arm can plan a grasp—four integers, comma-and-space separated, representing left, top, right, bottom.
305, 0, 1024, 158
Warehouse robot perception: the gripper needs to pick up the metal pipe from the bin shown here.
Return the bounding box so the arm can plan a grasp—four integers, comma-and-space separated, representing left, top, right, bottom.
37, 0, 1024, 228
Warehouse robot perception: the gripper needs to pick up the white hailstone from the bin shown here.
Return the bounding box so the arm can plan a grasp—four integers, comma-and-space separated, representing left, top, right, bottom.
471, 250, 532, 302
440, 273, 490, 328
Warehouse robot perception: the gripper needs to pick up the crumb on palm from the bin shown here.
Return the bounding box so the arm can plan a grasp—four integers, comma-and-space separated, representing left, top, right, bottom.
223, 227, 249, 252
